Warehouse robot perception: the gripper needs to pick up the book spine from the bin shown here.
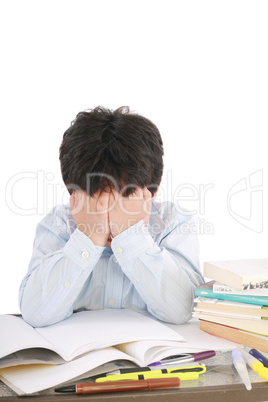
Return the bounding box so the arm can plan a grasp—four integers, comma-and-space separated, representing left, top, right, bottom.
193, 309, 266, 320
195, 287, 268, 306
199, 320, 268, 353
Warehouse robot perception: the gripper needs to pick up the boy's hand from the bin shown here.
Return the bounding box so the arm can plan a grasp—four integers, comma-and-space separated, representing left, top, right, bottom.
108, 187, 152, 238
70, 190, 110, 246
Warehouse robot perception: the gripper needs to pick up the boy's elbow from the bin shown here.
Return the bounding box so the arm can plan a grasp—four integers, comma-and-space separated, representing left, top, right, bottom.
162, 308, 192, 325
20, 297, 71, 327
21, 311, 45, 328
20, 302, 50, 327
148, 303, 193, 326
19, 289, 44, 327
21, 308, 70, 328
170, 309, 192, 325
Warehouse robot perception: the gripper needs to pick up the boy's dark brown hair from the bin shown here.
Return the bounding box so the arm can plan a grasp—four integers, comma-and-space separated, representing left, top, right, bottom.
59, 106, 164, 197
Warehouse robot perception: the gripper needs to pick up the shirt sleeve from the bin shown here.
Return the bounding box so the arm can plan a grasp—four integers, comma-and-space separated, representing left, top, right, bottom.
111, 213, 204, 325
19, 206, 105, 327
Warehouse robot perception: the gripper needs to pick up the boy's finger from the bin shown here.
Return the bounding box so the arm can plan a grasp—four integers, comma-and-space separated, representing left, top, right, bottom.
108, 190, 117, 212
143, 188, 152, 216
70, 191, 85, 215
129, 187, 143, 199
69, 193, 75, 210
97, 191, 109, 206
111, 189, 120, 203
143, 187, 152, 200
95, 191, 110, 214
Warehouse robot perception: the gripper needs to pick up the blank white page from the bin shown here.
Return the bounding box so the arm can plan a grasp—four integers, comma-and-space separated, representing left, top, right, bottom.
36, 309, 184, 361
0, 347, 133, 395
0, 315, 53, 359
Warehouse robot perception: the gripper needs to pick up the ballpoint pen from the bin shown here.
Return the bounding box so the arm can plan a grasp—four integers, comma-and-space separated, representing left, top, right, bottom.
249, 348, 268, 368
149, 350, 215, 367
55, 378, 180, 394
152, 353, 192, 363
231, 349, 252, 390
95, 367, 206, 382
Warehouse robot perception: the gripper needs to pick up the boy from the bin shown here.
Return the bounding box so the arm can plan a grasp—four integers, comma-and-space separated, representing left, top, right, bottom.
19, 106, 203, 327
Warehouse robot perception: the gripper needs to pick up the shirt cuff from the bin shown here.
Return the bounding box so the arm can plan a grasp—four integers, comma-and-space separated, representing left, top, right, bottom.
111, 220, 155, 260
63, 228, 105, 269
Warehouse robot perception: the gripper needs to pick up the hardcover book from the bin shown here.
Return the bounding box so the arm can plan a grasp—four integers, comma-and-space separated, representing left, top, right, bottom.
212, 281, 268, 296
195, 281, 268, 306
199, 320, 268, 352
203, 258, 268, 290
194, 297, 268, 319
193, 311, 268, 336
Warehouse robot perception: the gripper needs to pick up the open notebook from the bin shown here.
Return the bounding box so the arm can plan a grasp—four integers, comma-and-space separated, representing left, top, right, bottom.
0, 309, 235, 394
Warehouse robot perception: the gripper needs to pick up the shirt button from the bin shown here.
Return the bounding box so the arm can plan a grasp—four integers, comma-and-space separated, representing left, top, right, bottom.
115, 247, 123, 254
113, 256, 118, 263
81, 251, 89, 259
132, 279, 138, 285
64, 281, 71, 288
108, 299, 115, 305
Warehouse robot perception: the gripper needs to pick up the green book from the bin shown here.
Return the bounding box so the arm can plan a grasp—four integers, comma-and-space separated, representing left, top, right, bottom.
195, 281, 268, 306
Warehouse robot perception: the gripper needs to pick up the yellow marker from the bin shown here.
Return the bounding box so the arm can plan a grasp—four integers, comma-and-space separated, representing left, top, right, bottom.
238, 347, 268, 381
96, 371, 203, 382
97, 365, 205, 382
108, 365, 205, 376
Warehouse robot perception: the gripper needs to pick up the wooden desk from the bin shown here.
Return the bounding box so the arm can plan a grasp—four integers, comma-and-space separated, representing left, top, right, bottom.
1, 351, 268, 402
1, 381, 268, 402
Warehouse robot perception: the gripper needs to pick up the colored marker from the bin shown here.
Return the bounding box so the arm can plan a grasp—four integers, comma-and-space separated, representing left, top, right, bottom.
149, 350, 215, 367
108, 365, 205, 377
238, 347, 264, 373
231, 349, 252, 390
107, 365, 205, 376
249, 348, 268, 368
55, 378, 180, 394
96, 371, 201, 382
238, 347, 268, 381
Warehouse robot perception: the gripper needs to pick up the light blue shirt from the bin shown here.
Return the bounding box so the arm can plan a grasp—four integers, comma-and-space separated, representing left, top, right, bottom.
19, 201, 204, 327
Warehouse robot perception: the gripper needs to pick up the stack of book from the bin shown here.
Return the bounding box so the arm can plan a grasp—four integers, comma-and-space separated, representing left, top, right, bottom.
193, 258, 268, 352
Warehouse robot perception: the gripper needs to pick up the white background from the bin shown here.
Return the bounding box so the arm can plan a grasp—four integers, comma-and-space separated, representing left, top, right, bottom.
1, 0, 267, 314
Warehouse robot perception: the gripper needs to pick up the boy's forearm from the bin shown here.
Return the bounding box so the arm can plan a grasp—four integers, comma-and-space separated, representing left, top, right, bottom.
19, 229, 104, 327
111, 220, 202, 324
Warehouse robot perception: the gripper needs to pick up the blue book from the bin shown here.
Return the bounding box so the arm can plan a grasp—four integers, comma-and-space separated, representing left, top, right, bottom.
195, 281, 268, 306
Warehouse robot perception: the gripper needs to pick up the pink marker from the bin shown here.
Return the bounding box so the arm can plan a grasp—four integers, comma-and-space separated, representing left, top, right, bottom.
149, 350, 216, 367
